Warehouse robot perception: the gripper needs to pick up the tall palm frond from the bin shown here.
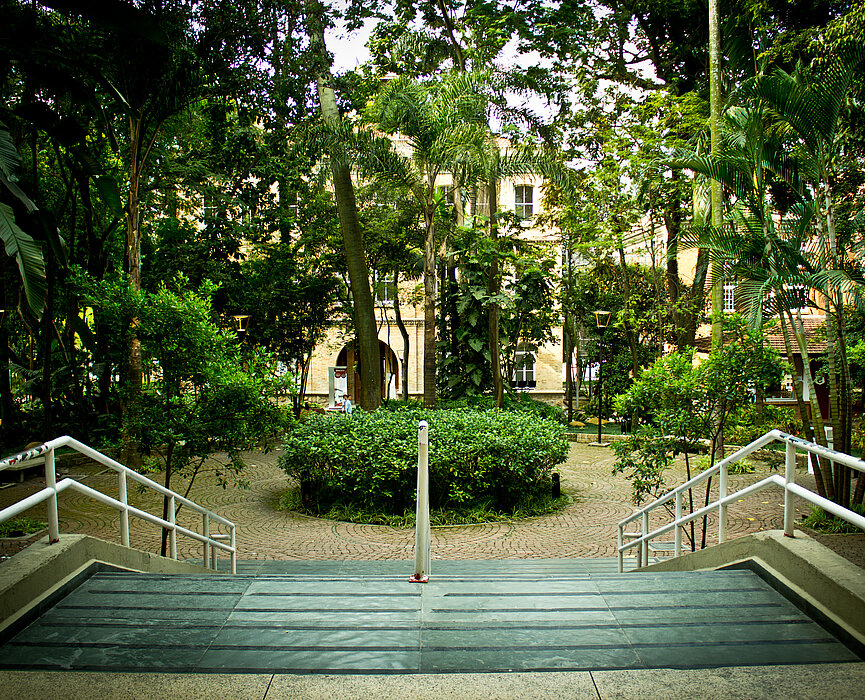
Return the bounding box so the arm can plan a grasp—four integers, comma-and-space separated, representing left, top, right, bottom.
0, 123, 46, 317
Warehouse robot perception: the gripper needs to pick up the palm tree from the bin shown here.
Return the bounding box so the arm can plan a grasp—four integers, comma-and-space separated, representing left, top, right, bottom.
323, 71, 575, 408
675, 52, 865, 505
745, 54, 865, 464
361, 73, 492, 408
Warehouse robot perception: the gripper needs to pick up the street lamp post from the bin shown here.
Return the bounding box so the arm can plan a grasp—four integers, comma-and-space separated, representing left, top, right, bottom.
594, 310, 611, 445
231, 314, 250, 335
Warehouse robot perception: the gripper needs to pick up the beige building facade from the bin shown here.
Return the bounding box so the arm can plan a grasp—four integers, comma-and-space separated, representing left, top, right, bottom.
304, 148, 567, 407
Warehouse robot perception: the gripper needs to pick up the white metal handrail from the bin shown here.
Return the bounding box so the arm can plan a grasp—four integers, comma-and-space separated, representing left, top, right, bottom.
0, 436, 237, 573
616, 430, 865, 572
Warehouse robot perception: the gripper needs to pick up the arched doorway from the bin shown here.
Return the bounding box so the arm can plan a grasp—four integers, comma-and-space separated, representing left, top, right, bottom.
333, 341, 399, 402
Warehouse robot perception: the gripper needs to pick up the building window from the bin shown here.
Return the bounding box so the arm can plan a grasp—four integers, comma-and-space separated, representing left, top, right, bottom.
285, 190, 298, 218
202, 192, 218, 223
475, 185, 490, 217
723, 283, 736, 313
514, 343, 537, 388
373, 272, 397, 307
515, 185, 533, 219
766, 284, 809, 314
438, 185, 455, 208
787, 284, 809, 312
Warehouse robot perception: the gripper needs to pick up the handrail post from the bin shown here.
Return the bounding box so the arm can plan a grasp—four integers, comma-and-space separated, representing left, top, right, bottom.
45, 447, 59, 543
617, 525, 623, 573
410, 420, 430, 583
784, 440, 796, 537
674, 491, 682, 556
168, 495, 177, 559
641, 512, 649, 566
202, 514, 211, 570
718, 460, 728, 544
1, 436, 242, 574
118, 470, 130, 547
230, 526, 237, 575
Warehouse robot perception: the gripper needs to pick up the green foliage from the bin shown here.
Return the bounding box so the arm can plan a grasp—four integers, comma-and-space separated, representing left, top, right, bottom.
696, 455, 755, 475
439, 392, 566, 424
0, 517, 46, 537
853, 416, 865, 457
725, 404, 802, 446
802, 503, 865, 534
612, 318, 785, 504
437, 257, 494, 398
279, 406, 569, 515
0, 123, 46, 318
612, 430, 680, 506
87, 273, 284, 487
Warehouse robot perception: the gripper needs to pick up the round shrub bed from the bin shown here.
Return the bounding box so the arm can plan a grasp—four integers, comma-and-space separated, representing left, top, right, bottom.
278, 406, 569, 516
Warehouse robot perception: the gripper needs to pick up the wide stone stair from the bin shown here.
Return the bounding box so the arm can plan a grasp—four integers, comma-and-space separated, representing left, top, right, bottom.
0, 559, 859, 674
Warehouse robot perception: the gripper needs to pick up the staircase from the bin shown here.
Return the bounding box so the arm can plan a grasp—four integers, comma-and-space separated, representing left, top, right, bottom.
0, 559, 858, 674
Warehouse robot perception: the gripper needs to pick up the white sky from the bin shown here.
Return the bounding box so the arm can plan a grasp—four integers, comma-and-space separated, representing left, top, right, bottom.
325, 17, 557, 127
326, 18, 375, 74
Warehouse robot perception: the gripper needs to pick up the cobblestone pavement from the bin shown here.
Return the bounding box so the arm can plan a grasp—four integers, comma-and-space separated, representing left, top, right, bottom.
2, 442, 863, 567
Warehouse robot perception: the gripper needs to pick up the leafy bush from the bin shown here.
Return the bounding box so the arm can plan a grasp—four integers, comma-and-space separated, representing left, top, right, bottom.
725, 404, 802, 445
0, 517, 46, 537
384, 394, 566, 423
439, 393, 566, 424
279, 406, 569, 514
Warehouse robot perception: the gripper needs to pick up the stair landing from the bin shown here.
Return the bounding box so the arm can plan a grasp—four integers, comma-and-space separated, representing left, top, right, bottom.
0, 560, 858, 674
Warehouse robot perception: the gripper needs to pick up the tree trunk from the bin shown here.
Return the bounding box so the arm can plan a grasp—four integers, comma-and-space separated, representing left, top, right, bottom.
41, 249, 54, 438
708, 0, 724, 349
708, 0, 725, 465
160, 442, 174, 558
422, 206, 437, 408
664, 188, 682, 344
789, 309, 834, 500
393, 269, 410, 400
307, 0, 380, 411
0, 269, 16, 432
616, 233, 640, 379
121, 112, 145, 468
487, 176, 503, 408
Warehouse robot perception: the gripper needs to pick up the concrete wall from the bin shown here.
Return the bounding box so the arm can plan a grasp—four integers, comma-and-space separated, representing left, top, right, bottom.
0, 535, 212, 641
642, 530, 865, 649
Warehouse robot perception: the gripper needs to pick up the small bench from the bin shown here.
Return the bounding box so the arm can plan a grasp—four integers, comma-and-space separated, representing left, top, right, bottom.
1, 456, 46, 483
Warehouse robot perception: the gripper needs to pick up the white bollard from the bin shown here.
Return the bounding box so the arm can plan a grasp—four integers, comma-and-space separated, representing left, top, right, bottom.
410, 420, 430, 583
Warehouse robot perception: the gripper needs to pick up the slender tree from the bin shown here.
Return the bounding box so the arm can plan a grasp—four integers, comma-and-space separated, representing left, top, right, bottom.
305, 0, 381, 411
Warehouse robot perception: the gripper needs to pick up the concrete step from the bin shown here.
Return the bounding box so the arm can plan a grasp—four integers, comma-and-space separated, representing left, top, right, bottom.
0, 559, 859, 675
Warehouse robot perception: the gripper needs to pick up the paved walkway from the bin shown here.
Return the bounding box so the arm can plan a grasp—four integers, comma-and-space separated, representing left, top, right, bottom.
5, 442, 861, 566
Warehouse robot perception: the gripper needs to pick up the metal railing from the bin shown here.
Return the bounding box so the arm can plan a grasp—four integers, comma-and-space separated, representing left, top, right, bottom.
0, 436, 237, 574
617, 430, 865, 573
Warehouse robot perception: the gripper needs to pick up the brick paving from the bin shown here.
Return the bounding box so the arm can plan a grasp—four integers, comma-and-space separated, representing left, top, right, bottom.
6, 441, 861, 567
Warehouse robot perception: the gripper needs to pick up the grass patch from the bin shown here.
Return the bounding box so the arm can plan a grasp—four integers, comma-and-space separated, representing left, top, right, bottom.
801, 503, 865, 534
696, 455, 756, 474
0, 517, 47, 537
275, 487, 570, 527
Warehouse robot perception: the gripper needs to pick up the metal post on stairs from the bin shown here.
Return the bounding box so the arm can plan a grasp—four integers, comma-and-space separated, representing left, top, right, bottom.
784, 440, 796, 537
45, 447, 59, 543
410, 420, 430, 583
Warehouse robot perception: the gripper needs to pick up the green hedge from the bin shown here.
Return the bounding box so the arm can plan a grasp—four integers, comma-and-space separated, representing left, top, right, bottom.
279, 407, 569, 513
725, 404, 802, 445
